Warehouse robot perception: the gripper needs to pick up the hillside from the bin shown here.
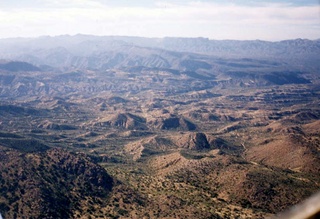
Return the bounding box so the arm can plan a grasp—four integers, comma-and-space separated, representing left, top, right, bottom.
0, 147, 114, 218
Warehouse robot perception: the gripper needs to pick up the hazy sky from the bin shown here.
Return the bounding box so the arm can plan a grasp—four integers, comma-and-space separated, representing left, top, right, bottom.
0, 0, 319, 40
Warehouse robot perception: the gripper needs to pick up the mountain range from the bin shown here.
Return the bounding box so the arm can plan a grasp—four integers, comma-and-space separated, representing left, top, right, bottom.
0, 35, 319, 218
0, 35, 319, 72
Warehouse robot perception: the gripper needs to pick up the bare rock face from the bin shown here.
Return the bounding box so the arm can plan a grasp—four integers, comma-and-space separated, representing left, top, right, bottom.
172, 132, 210, 150
150, 116, 197, 131
98, 113, 147, 130
37, 120, 77, 130
192, 133, 210, 150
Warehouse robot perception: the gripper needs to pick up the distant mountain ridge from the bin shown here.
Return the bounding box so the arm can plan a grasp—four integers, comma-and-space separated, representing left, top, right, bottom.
0, 61, 40, 72
0, 35, 317, 98
0, 35, 319, 72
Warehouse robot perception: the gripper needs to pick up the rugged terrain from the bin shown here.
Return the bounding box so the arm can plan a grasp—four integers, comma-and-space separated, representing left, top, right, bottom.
0, 36, 319, 218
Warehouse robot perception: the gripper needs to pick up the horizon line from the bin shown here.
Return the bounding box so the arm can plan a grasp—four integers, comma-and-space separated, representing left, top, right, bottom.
0, 34, 319, 42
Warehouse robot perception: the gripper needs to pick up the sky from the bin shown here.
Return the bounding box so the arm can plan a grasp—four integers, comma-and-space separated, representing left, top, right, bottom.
0, 0, 319, 40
